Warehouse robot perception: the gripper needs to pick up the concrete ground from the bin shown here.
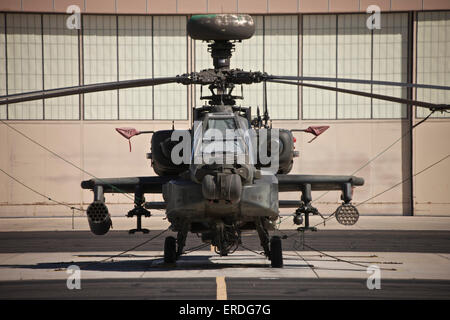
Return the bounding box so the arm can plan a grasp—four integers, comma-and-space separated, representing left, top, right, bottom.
1, 214, 450, 232
0, 214, 449, 299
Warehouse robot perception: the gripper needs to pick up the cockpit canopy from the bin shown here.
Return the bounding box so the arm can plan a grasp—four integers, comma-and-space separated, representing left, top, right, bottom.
193, 112, 253, 165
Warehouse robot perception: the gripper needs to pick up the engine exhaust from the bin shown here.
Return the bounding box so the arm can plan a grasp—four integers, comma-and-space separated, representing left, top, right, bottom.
86, 201, 112, 235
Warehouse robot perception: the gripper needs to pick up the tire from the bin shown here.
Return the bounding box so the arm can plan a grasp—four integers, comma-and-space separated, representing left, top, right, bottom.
164, 236, 177, 264
270, 236, 283, 268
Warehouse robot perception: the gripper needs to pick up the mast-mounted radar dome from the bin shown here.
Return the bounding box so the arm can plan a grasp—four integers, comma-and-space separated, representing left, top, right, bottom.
187, 14, 255, 41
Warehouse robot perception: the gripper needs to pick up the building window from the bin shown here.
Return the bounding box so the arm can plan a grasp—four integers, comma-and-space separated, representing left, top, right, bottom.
232, 15, 264, 115
416, 11, 450, 119
0, 14, 6, 119
118, 15, 153, 120
83, 15, 118, 120
6, 14, 43, 120
3, 12, 447, 122
265, 15, 298, 120
1, 13, 80, 120
337, 14, 372, 119
43, 14, 79, 120
302, 13, 408, 120
153, 16, 187, 120
302, 14, 337, 119
194, 33, 211, 108
372, 13, 408, 119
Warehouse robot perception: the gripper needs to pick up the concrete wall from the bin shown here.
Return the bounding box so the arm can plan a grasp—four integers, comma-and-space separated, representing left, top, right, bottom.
0, 0, 449, 217
413, 119, 450, 215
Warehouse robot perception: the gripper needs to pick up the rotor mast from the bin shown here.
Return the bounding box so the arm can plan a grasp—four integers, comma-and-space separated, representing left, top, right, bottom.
186, 14, 257, 106
209, 40, 233, 71
208, 40, 235, 104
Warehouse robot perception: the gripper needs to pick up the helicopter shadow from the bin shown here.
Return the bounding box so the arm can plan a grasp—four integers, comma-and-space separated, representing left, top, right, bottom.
1, 254, 313, 272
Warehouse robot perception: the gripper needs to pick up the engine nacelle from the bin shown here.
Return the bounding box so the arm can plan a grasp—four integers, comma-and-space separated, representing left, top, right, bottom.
150, 130, 189, 176
149, 128, 295, 175
86, 201, 112, 235
256, 129, 295, 174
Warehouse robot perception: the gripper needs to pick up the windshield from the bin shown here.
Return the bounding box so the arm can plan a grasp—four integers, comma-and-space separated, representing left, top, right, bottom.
206, 118, 237, 136
192, 117, 252, 164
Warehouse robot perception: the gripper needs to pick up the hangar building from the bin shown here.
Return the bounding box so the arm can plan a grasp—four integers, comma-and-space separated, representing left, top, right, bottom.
0, 0, 449, 218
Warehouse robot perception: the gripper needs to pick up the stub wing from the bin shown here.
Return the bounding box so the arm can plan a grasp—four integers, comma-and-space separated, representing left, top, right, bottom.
276, 174, 364, 192
81, 175, 176, 194
80, 175, 176, 235
276, 174, 364, 227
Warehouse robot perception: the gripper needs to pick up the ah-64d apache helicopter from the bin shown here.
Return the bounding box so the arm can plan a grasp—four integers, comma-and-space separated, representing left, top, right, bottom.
1, 14, 449, 268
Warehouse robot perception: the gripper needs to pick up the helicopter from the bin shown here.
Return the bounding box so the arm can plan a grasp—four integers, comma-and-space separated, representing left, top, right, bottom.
1, 14, 449, 268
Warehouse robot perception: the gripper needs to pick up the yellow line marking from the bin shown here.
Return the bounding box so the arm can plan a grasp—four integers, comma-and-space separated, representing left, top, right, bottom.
216, 276, 227, 300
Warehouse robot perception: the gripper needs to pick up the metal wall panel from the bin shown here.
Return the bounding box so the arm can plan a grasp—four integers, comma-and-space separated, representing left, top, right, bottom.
6, 14, 43, 120
0, 14, 6, 119
372, 13, 408, 119
232, 15, 264, 114
416, 11, 450, 118
43, 14, 79, 120
265, 15, 298, 120
302, 14, 337, 119
303, 13, 408, 120
118, 15, 153, 120
153, 16, 187, 120
193, 38, 210, 108
83, 15, 118, 120
337, 14, 372, 119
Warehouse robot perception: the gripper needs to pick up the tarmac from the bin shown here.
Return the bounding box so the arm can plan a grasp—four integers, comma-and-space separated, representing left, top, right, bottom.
0, 214, 449, 299
1, 214, 450, 232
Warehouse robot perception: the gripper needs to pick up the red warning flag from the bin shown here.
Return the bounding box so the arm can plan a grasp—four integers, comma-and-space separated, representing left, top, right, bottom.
116, 127, 141, 140
303, 126, 329, 137
116, 127, 141, 152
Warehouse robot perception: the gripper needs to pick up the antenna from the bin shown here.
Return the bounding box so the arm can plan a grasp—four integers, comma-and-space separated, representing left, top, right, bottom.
263, 81, 270, 128
256, 106, 262, 128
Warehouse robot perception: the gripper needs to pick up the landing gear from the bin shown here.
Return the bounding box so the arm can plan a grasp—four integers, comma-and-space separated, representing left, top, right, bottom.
176, 223, 189, 258
270, 236, 283, 268
164, 220, 190, 264
212, 221, 240, 256
255, 217, 271, 258
164, 236, 177, 263
256, 217, 284, 268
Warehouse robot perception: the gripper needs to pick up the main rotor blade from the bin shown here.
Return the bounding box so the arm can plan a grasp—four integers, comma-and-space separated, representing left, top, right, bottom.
0, 76, 184, 105
267, 79, 449, 112
267, 75, 450, 91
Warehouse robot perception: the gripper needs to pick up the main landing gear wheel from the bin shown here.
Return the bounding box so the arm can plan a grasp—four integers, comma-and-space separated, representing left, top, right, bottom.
164, 236, 177, 264
270, 236, 283, 268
